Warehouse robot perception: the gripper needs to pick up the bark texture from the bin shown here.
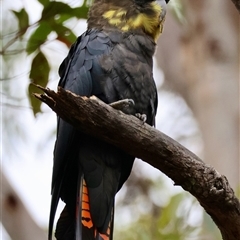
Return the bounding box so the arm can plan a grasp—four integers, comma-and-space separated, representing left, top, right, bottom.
34, 86, 240, 240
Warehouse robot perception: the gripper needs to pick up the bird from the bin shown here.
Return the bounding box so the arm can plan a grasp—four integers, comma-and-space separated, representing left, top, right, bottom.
48, 0, 169, 239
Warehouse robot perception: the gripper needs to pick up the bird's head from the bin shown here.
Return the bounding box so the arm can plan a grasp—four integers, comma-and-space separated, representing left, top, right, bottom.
88, 0, 168, 42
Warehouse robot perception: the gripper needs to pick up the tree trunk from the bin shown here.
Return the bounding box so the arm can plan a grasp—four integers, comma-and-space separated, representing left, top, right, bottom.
157, 0, 239, 189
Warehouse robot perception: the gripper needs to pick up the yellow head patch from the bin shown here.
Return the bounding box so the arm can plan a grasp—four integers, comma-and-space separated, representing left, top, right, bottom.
102, 2, 166, 42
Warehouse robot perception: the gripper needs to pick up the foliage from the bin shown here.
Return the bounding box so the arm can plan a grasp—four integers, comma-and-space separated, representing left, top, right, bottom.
29, 51, 50, 115
115, 190, 221, 240
2, 0, 90, 115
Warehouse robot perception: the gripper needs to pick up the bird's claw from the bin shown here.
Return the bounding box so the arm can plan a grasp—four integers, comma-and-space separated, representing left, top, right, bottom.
135, 113, 147, 123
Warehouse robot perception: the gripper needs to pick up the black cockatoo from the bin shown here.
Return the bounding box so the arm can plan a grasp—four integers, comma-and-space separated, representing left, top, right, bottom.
49, 0, 169, 239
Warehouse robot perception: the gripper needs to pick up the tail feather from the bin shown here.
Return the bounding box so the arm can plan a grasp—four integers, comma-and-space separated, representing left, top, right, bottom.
55, 206, 75, 240
55, 175, 114, 240
78, 177, 114, 240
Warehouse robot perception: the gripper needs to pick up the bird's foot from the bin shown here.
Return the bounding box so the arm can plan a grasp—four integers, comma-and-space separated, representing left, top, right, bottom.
135, 113, 147, 123
109, 99, 135, 114
110, 99, 147, 123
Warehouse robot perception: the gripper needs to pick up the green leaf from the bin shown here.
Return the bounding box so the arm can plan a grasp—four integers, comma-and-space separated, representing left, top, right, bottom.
41, 1, 74, 21
26, 21, 52, 55
54, 24, 77, 48
12, 8, 29, 34
37, 0, 50, 6
28, 51, 50, 116
41, 1, 89, 23
72, 6, 89, 19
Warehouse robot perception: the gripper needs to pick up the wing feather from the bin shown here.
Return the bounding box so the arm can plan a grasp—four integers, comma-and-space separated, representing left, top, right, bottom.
50, 29, 157, 240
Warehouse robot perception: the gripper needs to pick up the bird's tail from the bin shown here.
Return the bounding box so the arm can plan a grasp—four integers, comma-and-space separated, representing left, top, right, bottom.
55, 175, 114, 240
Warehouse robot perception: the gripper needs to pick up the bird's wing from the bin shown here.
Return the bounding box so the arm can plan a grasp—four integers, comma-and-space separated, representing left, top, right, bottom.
48, 29, 115, 239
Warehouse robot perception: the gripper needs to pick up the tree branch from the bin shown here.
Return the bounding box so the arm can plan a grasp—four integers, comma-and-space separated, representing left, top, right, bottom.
231, 0, 240, 13
33, 86, 240, 240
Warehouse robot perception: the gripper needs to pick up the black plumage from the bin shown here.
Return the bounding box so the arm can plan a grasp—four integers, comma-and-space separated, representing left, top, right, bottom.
49, 0, 168, 239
